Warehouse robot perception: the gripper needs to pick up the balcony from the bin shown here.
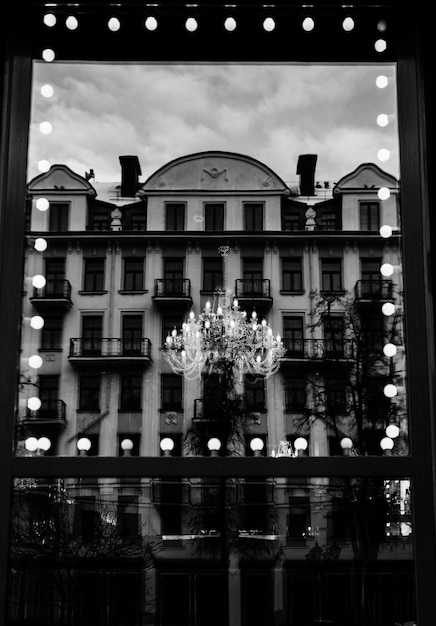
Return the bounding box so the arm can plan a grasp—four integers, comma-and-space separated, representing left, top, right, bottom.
234, 279, 273, 314
354, 279, 393, 303
282, 338, 355, 361
152, 279, 192, 309
68, 338, 152, 367
23, 399, 67, 428
30, 279, 73, 311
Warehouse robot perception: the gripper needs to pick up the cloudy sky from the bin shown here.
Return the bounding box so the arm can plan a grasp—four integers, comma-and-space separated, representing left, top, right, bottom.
27, 61, 399, 186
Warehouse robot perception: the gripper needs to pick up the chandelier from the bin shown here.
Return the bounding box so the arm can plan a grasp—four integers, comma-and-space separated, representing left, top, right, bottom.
163, 247, 285, 381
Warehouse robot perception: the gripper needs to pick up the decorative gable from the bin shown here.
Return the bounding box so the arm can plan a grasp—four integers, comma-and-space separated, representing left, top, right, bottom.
28, 164, 97, 196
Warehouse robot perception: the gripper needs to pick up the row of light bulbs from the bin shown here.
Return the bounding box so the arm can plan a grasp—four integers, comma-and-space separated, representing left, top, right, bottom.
42, 12, 388, 41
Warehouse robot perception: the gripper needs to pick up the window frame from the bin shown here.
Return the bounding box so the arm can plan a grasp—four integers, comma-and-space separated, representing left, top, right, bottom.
0, 4, 435, 624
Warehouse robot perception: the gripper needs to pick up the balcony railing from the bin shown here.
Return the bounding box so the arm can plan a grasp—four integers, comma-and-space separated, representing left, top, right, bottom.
355, 279, 393, 301
69, 338, 152, 360
25, 399, 67, 425
30, 279, 73, 309
154, 279, 191, 298
282, 338, 355, 360
235, 279, 271, 298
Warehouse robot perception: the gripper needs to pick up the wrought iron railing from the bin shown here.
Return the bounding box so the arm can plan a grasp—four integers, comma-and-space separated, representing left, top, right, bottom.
235, 279, 271, 298
154, 279, 191, 298
69, 337, 151, 358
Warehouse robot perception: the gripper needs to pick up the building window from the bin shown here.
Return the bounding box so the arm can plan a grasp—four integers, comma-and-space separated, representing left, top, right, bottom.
282, 258, 303, 292
83, 258, 105, 292
117, 496, 140, 538
284, 376, 306, 411
160, 479, 183, 535
325, 377, 347, 414
323, 316, 344, 356
204, 203, 224, 230
120, 374, 142, 411
48, 202, 69, 231
245, 376, 266, 412
161, 374, 183, 411
202, 258, 223, 292
321, 258, 342, 292
243, 203, 263, 231
361, 316, 385, 353
122, 315, 143, 354
87, 206, 111, 230
123, 205, 147, 231
359, 201, 380, 231
78, 374, 100, 411
317, 209, 339, 231
283, 316, 305, 356
165, 203, 185, 231
123, 257, 144, 291
281, 206, 304, 231
81, 315, 103, 355
40, 316, 63, 350
361, 258, 382, 283
45, 258, 65, 282
39, 375, 59, 404
163, 258, 184, 294
242, 258, 263, 293
162, 314, 183, 345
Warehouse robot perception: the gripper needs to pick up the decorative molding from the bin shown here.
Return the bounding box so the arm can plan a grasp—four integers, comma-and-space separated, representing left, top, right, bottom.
201, 167, 228, 182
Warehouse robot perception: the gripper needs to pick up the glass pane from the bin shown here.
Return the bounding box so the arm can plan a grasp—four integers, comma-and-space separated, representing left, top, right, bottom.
16, 61, 406, 457
8, 476, 415, 626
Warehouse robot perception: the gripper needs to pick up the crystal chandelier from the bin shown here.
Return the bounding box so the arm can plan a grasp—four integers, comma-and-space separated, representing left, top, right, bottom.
163, 247, 285, 381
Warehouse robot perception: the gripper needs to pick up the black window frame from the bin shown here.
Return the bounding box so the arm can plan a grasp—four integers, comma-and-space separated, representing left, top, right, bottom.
83, 257, 105, 292
122, 257, 144, 291
359, 201, 381, 231
204, 202, 224, 231
282, 257, 303, 292
320, 258, 343, 293
243, 202, 263, 231
48, 201, 69, 231
202, 257, 223, 292
161, 373, 183, 411
165, 202, 185, 231
78, 374, 101, 412
120, 373, 142, 411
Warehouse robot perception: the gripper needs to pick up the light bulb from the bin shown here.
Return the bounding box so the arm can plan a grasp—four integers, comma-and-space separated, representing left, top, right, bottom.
25, 437, 38, 452
65, 16, 79, 30
380, 436, 394, 451
42, 49, 55, 63
30, 315, 44, 329
377, 148, 390, 162
32, 274, 46, 288
43, 13, 56, 27
121, 438, 134, 454
28, 354, 43, 369
294, 437, 308, 453
382, 302, 396, 316
375, 39, 387, 53
386, 424, 400, 439
340, 437, 353, 450
383, 383, 398, 398
207, 437, 221, 452
263, 17, 275, 31
224, 17, 237, 31
34, 238, 48, 252
27, 397, 41, 411
376, 75, 388, 89
108, 17, 120, 31
39, 121, 52, 134
38, 436, 51, 452
302, 17, 315, 31
38, 159, 51, 172
145, 16, 158, 30
36, 197, 50, 211
41, 84, 54, 98
342, 17, 354, 31
160, 437, 175, 454
250, 437, 264, 453
77, 437, 91, 452
377, 113, 390, 127
383, 343, 397, 357
378, 187, 391, 200
185, 17, 198, 31
380, 263, 394, 277
379, 224, 393, 238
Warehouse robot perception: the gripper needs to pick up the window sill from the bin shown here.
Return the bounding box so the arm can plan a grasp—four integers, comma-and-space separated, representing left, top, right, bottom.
77, 409, 100, 413
118, 290, 148, 295
78, 290, 108, 295
38, 348, 63, 352
159, 408, 184, 413
280, 290, 305, 296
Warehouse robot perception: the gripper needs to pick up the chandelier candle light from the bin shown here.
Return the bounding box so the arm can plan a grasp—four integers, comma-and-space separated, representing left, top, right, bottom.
163, 247, 285, 381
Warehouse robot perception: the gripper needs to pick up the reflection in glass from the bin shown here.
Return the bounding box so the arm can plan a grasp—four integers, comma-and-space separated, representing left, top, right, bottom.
8, 476, 415, 625
16, 63, 405, 457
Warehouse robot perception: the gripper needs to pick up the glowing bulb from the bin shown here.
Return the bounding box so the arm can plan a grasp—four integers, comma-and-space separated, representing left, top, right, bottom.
185, 17, 198, 31
34, 238, 48, 252
375, 39, 387, 53
294, 437, 308, 452
377, 113, 390, 127
250, 437, 265, 453
377, 20, 387, 32
32, 274, 46, 288
36, 197, 49, 211
342, 17, 354, 31
41, 84, 54, 98
380, 436, 394, 451
25, 437, 38, 452
382, 302, 396, 316
108, 17, 121, 31
302, 17, 315, 31
28, 354, 43, 369
160, 437, 175, 453
383, 383, 398, 398
121, 438, 134, 453
383, 343, 397, 357
145, 16, 158, 30
379, 224, 393, 238
377, 148, 390, 162
224, 17, 237, 31
207, 437, 221, 452
263, 17, 275, 31
42, 49, 55, 62
380, 263, 394, 277
65, 16, 79, 30
43, 13, 56, 27
38, 436, 51, 452
378, 187, 391, 201
39, 121, 53, 135
30, 315, 45, 329
386, 424, 400, 439
27, 397, 42, 411
376, 75, 388, 89
340, 437, 353, 450
38, 160, 50, 172
77, 437, 91, 452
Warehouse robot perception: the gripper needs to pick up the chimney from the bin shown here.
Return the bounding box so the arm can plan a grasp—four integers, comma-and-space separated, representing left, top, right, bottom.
296, 154, 318, 196
119, 155, 142, 197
